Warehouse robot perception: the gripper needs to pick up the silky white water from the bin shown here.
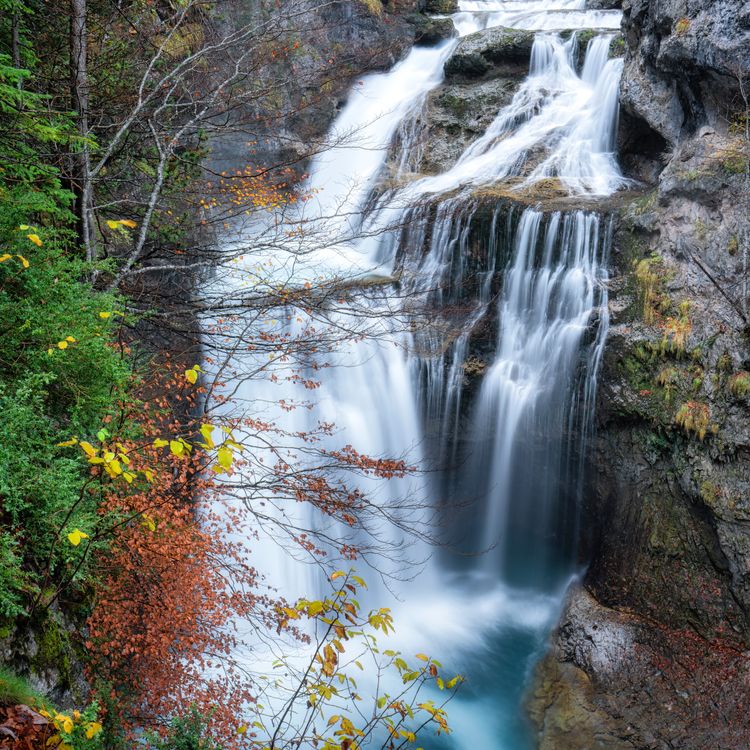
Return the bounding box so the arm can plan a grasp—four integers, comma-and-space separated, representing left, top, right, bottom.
205, 1, 623, 747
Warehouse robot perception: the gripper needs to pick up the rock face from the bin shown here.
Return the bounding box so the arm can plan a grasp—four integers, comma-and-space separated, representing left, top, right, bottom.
529, 1, 750, 747
620, 0, 750, 145
389, 26, 534, 174
209, 0, 429, 175
443, 26, 535, 81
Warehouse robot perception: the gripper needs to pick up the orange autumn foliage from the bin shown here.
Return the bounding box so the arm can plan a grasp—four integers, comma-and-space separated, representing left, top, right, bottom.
81, 350, 417, 745
84, 363, 279, 743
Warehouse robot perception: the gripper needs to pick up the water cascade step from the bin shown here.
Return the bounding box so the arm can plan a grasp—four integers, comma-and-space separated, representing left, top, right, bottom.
207, 0, 624, 747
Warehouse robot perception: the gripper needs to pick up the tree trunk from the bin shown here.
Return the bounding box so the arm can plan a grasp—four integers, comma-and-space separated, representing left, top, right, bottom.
70, 0, 95, 262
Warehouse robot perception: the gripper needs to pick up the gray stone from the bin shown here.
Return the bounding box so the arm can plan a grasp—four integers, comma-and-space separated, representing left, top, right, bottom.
619, 0, 750, 143
423, 0, 459, 12
443, 25, 535, 81
414, 15, 457, 46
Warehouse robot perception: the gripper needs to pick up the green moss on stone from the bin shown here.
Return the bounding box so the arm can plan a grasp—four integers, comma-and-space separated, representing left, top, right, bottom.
31, 614, 74, 690
609, 36, 626, 58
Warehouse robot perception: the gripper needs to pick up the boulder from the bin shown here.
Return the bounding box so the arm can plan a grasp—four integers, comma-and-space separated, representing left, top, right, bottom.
414, 15, 457, 46
443, 26, 535, 81
423, 0, 459, 13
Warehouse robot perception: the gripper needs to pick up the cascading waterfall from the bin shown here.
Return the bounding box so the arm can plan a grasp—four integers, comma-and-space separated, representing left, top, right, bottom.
207, 0, 624, 747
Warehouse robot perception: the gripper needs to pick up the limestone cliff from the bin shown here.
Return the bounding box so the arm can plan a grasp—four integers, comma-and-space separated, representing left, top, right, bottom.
528, 1, 750, 747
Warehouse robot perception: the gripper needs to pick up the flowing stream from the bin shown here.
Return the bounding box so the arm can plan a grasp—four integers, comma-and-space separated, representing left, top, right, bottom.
209, 0, 623, 747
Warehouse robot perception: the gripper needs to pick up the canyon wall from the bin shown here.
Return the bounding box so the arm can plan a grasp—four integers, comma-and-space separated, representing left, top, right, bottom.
529, 1, 750, 747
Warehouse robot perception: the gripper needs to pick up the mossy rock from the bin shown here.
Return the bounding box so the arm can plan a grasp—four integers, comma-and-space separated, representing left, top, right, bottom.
413, 15, 456, 46
30, 614, 75, 693
423, 0, 458, 13
444, 26, 534, 81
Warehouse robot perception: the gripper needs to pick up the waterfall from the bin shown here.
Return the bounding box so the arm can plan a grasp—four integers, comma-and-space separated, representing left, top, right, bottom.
206, 1, 624, 747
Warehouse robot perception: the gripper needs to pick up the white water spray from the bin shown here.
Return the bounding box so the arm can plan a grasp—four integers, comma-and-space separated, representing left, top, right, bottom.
207, 1, 624, 747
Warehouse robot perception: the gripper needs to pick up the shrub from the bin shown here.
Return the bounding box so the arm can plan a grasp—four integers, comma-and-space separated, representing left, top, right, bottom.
728, 371, 750, 397
675, 17, 691, 35
675, 401, 717, 440
146, 707, 223, 750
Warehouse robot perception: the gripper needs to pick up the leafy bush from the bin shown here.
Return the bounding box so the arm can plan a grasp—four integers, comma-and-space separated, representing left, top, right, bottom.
146, 707, 224, 750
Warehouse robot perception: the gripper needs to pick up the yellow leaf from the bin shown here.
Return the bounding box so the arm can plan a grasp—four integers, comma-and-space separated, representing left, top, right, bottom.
185, 368, 198, 384
236, 725, 247, 735
66, 529, 89, 547
119, 219, 137, 228
307, 600, 324, 616
327, 715, 339, 726
331, 570, 346, 580
436, 677, 445, 690
18, 225, 30, 231
105, 459, 122, 477
27, 234, 42, 247
106, 220, 120, 230
200, 423, 215, 449
85, 722, 103, 739
153, 438, 169, 448
79, 441, 97, 457
140, 513, 157, 532
170, 440, 185, 457
57, 340, 68, 350
65, 336, 76, 343
122, 471, 135, 483
217, 445, 233, 469
56, 438, 78, 447
415, 653, 429, 662
0, 253, 11, 262
98, 311, 112, 319
143, 469, 155, 482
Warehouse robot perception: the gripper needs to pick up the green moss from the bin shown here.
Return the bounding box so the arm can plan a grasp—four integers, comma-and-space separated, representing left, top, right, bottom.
438, 92, 469, 117
31, 614, 74, 690
632, 190, 657, 216
575, 29, 596, 48
700, 481, 722, 508
609, 35, 625, 58
727, 235, 739, 256
622, 353, 653, 391
644, 430, 672, 457
424, 0, 458, 12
